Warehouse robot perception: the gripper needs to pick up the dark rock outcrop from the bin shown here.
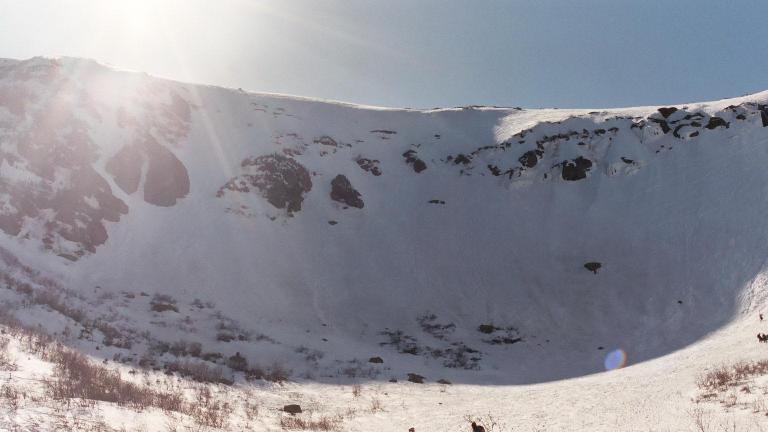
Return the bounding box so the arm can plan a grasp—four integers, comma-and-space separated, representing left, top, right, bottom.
283, 404, 302, 415
453, 154, 471, 165
403, 150, 427, 173
759, 105, 768, 127
584, 262, 602, 274
313, 136, 338, 147
649, 118, 671, 134
657, 107, 678, 118
407, 373, 425, 384
561, 157, 593, 181
217, 154, 312, 216
356, 158, 382, 176
478, 324, 496, 334
519, 150, 539, 168
705, 116, 729, 129
330, 175, 364, 209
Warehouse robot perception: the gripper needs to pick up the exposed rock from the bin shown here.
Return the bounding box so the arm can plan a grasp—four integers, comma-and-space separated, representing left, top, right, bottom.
584, 262, 602, 274
356, 158, 382, 176
328, 220, 338, 226
106, 144, 143, 195
478, 324, 496, 334
0, 62, 130, 257
561, 157, 593, 181
142, 138, 190, 207
313, 136, 338, 147
453, 154, 471, 165
759, 105, 768, 127
330, 175, 364, 209
621, 157, 634, 164
403, 150, 427, 173
283, 404, 302, 415
436, 379, 452, 385
705, 116, 729, 129
487, 164, 502, 176
649, 118, 671, 134
218, 154, 312, 216
485, 336, 523, 345
657, 107, 678, 118
368, 356, 384, 364
428, 199, 445, 205
407, 373, 425, 384
519, 150, 539, 168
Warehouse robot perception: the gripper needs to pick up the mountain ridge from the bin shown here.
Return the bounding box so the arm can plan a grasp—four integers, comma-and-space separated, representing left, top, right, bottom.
1, 56, 767, 386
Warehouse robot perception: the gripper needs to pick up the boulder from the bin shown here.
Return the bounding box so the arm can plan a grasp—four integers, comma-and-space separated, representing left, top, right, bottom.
561, 157, 592, 181
584, 262, 602, 274
330, 175, 364, 209
283, 404, 302, 415
657, 107, 678, 118
407, 373, 425, 384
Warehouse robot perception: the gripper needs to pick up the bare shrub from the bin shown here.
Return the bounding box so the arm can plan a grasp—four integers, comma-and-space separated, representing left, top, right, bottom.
279, 414, 342, 431
463, 413, 508, 432
0, 338, 17, 371
688, 405, 712, 432
244, 400, 260, 421
0, 383, 21, 411
151, 294, 178, 313
264, 362, 290, 382
187, 386, 233, 428
370, 396, 384, 412
165, 360, 231, 385
47, 344, 185, 412
697, 365, 735, 391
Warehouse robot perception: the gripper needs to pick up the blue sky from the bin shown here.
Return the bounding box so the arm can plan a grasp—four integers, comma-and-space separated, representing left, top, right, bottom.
1, 0, 766, 109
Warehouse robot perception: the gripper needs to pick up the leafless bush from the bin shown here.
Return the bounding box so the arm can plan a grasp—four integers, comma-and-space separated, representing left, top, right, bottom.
151, 294, 179, 313
47, 345, 185, 412
168, 340, 203, 358
165, 360, 231, 385
265, 362, 291, 382
688, 405, 712, 432
697, 365, 735, 391
187, 386, 233, 428
370, 396, 384, 412
463, 413, 507, 432
0, 383, 21, 411
0, 338, 17, 371
279, 414, 342, 431
244, 400, 260, 421
351, 384, 361, 398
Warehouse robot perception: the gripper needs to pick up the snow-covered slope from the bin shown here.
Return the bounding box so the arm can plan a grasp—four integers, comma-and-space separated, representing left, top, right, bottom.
2, 56, 768, 388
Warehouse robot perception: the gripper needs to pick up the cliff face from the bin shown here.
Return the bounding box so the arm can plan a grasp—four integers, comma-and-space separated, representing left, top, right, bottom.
3, 57, 768, 384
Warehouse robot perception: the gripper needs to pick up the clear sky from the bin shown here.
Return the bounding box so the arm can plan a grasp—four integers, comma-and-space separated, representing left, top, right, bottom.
1, 0, 767, 109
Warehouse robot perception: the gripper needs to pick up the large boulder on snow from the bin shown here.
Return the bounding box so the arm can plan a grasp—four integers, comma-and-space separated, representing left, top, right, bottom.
330, 175, 364, 209
217, 153, 312, 216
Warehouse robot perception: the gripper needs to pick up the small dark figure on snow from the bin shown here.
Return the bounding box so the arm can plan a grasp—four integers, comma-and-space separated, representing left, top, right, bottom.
471, 422, 486, 432
758, 333, 768, 343
761, 313, 764, 321
408, 428, 415, 432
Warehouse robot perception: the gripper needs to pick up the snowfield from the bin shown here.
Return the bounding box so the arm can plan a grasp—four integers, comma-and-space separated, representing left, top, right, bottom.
0, 56, 767, 430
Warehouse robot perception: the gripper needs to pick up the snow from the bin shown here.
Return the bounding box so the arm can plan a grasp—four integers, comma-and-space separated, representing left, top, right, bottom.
0, 56, 767, 430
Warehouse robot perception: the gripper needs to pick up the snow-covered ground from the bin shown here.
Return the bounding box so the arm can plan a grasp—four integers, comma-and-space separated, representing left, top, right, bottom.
0, 56, 767, 430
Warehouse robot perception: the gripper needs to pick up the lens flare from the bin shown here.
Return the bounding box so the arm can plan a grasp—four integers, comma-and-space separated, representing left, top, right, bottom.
604, 349, 627, 371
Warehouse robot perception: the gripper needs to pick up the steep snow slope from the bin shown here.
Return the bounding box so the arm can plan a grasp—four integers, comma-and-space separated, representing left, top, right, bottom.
1, 56, 768, 386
